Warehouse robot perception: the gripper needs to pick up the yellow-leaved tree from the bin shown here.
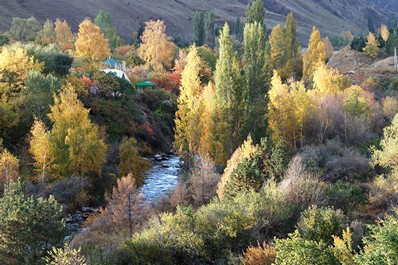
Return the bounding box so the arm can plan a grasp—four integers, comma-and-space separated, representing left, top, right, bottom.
119, 137, 151, 185
54, 19, 75, 50
174, 46, 203, 162
138, 20, 176, 71
312, 64, 351, 96
198, 82, 217, 159
268, 71, 295, 146
48, 86, 106, 178
380, 24, 390, 42
217, 135, 258, 200
75, 19, 110, 61
0, 150, 19, 190
0, 45, 43, 141
363, 32, 380, 58
303, 27, 327, 79
268, 71, 315, 148
30, 119, 52, 182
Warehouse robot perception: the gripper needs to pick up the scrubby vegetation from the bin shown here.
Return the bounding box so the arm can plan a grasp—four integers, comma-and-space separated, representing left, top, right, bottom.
1, 1, 398, 264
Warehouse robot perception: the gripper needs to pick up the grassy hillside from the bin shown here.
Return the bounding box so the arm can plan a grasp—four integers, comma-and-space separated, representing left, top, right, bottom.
0, 0, 388, 44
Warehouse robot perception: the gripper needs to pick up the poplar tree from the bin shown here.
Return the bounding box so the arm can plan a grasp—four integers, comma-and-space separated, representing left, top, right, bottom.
243, 21, 268, 143
205, 11, 215, 48
214, 24, 244, 161
175, 46, 203, 159
30, 119, 51, 182
269, 24, 286, 72
269, 13, 302, 80
284, 12, 302, 79
246, 0, 265, 28
194, 11, 205, 46
235, 17, 244, 41
94, 10, 124, 49
303, 27, 327, 79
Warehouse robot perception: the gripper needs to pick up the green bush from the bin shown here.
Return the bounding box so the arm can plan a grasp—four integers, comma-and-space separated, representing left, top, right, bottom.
296, 205, 345, 245
356, 207, 398, 265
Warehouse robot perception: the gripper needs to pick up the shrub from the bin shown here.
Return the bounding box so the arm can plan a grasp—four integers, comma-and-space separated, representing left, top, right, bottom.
357, 207, 398, 265
274, 230, 339, 265
325, 181, 368, 214
296, 205, 345, 245
242, 242, 276, 265
280, 156, 327, 210
300, 140, 371, 182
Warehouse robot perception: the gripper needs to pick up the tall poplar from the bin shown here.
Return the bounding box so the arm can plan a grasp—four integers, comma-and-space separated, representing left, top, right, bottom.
303, 27, 326, 79
246, 0, 265, 28
243, 21, 268, 143
214, 24, 244, 161
175, 46, 203, 157
194, 11, 205, 46
205, 11, 215, 48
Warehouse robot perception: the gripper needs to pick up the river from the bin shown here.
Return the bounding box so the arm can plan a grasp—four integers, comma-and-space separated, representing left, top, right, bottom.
66, 155, 181, 233
141, 155, 181, 203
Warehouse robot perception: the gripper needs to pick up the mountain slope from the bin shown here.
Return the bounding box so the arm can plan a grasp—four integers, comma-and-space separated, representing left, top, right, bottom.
0, 0, 388, 43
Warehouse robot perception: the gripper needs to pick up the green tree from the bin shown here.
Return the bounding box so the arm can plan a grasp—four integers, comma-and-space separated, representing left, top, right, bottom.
24, 70, 61, 120
246, 0, 265, 27
214, 24, 244, 162
372, 113, 398, 178
37, 19, 56, 45
303, 27, 327, 79
194, 11, 205, 46
269, 24, 286, 74
283, 12, 302, 79
243, 21, 268, 143
235, 17, 244, 41
119, 137, 151, 185
367, 16, 375, 33
274, 206, 345, 265
386, 31, 398, 56
223, 140, 268, 199
274, 231, 340, 265
48, 87, 106, 178
205, 11, 215, 48
94, 10, 124, 49
297, 205, 345, 245
9, 17, 42, 42
0, 181, 67, 265
350, 35, 366, 52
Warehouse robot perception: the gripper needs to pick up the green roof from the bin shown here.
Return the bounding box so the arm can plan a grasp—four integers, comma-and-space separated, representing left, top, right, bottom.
136, 81, 155, 87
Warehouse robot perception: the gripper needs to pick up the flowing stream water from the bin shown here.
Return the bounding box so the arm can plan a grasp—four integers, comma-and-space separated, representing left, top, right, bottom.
141, 155, 181, 203
66, 155, 181, 233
